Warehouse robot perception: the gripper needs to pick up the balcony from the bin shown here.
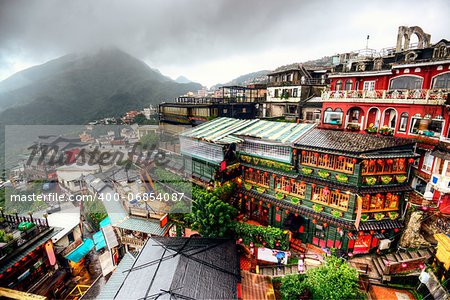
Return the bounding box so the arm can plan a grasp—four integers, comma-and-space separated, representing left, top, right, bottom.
431, 173, 450, 193
120, 236, 146, 248
268, 78, 329, 87
321, 89, 449, 104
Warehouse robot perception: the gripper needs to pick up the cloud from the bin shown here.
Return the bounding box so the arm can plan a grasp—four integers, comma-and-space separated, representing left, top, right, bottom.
0, 0, 449, 86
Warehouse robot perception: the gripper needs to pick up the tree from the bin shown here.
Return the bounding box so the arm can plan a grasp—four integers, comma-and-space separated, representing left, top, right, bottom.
305, 255, 364, 300
280, 274, 309, 300
187, 188, 237, 238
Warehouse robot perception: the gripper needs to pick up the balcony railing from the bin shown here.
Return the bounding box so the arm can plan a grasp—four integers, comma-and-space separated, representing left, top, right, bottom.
268, 78, 329, 87
120, 236, 146, 248
322, 89, 449, 102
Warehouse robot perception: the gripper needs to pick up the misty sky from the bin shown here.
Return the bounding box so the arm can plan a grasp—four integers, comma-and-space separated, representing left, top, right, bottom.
0, 0, 449, 87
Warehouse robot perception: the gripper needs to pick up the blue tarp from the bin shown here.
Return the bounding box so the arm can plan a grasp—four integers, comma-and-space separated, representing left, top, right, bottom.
65, 238, 94, 263
93, 231, 106, 251
99, 217, 111, 228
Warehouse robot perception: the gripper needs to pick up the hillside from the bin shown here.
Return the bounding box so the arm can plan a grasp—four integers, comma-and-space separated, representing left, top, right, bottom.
0, 48, 202, 124
211, 70, 270, 90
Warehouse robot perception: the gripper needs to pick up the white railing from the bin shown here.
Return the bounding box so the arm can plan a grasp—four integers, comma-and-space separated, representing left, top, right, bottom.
322, 89, 449, 102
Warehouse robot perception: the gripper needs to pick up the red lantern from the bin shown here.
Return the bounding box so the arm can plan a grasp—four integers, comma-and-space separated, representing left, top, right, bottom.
264, 171, 268, 176
282, 176, 285, 180
276, 206, 280, 211
381, 229, 385, 233
408, 158, 415, 164
257, 169, 260, 174
377, 159, 384, 165
244, 195, 248, 199
301, 181, 305, 185
311, 184, 316, 189
369, 159, 375, 166
347, 232, 353, 237
312, 219, 317, 224
394, 228, 399, 232
387, 159, 394, 165
337, 227, 341, 232
366, 194, 371, 199
239, 193, 242, 197
402, 262, 407, 268
293, 149, 297, 155
285, 210, 290, 215
352, 158, 357, 164
267, 204, 271, 208
370, 230, 375, 235
323, 223, 328, 228
338, 156, 344, 161
359, 231, 364, 236
272, 173, 276, 178
259, 200, 263, 205
324, 186, 329, 191
324, 154, 329, 159
376, 193, 382, 198
314, 152, 319, 157
249, 168, 253, 172
295, 213, 299, 217
290, 178, 295, 183
336, 189, 340, 194
302, 150, 307, 155
242, 166, 245, 170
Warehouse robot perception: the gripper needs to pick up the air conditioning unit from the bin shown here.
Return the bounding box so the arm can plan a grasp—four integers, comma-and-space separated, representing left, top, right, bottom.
379, 239, 392, 250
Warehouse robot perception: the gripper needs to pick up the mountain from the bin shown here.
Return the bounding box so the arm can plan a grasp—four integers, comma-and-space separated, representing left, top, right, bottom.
175, 75, 192, 84
211, 70, 270, 90
0, 48, 202, 124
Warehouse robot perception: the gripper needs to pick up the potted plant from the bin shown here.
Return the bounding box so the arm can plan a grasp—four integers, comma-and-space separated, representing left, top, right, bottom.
346, 124, 360, 131
335, 174, 349, 183
381, 175, 392, 184
331, 209, 343, 218
365, 123, 378, 134
317, 170, 330, 179
301, 167, 313, 175
365, 176, 377, 186
379, 126, 394, 136
256, 187, 266, 194
244, 183, 252, 190
395, 175, 407, 183
276, 192, 285, 200
388, 212, 399, 220
291, 197, 300, 205
360, 214, 369, 222
312, 204, 323, 213
374, 212, 385, 221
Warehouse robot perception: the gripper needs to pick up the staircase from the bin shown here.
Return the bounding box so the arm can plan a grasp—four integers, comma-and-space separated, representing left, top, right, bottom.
370, 247, 434, 282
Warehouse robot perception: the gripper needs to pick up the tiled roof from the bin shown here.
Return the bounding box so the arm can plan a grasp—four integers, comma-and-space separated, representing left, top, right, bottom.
115, 217, 168, 236
294, 129, 416, 154
180, 117, 258, 144
234, 121, 315, 144
358, 219, 404, 231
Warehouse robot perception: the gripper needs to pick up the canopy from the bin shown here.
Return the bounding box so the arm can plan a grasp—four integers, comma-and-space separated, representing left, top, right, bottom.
99, 217, 111, 228
93, 231, 106, 251
65, 238, 94, 263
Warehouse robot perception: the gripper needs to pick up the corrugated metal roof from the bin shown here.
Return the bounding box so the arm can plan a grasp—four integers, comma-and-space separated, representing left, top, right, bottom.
235, 121, 316, 143
97, 252, 136, 300
180, 117, 258, 144
115, 217, 168, 236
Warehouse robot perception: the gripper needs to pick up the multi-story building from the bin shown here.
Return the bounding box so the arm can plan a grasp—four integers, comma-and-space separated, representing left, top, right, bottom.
263, 64, 329, 120
159, 85, 266, 127
320, 26, 450, 229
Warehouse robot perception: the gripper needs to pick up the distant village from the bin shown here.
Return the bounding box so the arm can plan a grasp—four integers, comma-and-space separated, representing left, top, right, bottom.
0, 25, 450, 300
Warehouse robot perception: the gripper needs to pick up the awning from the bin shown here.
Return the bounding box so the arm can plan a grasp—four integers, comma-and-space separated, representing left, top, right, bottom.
65, 238, 94, 263
93, 231, 106, 251
99, 217, 111, 228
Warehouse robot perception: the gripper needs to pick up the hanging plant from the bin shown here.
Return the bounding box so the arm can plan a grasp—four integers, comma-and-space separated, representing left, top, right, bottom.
256, 187, 266, 194
331, 209, 343, 218
253, 157, 260, 165
365, 176, 377, 186
317, 170, 330, 179
381, 175, 392, 184
388, 211, 399, 220
360, 214, 369, 222
276, 192, 285, 200
301, 167, 313, 175
374, 212, 385, 221
395, 175, 407, 184
291, 197, 300, 204
244, 183, 252, 190
335, 174, 349, 182
312, 204, 323, 213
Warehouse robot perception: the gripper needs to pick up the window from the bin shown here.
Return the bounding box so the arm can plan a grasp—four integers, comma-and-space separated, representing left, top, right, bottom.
306, 112, 313, 121
239, 141, 291, 162
242, 108, 247, 113
323, 108, 343, 125
389, 76, 423, 90
422, 152, 434, 173
293, 88, 298, 97
245, 169, 269, 187
410, 117, 444, 136
274, 89, 279, 98
335, 80, 343, 91
398, 113, 409, 132
180, 137, 224, 163
363, 81, 375, 91
362, 193, 399, 211
361, 158, 407, 175
345, 80, 353, 91
312, 186, 349, 210
301, 151, 355, 174
275, 177, 306, 197
432, 73, 450, 89
223, 109, 228, 114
